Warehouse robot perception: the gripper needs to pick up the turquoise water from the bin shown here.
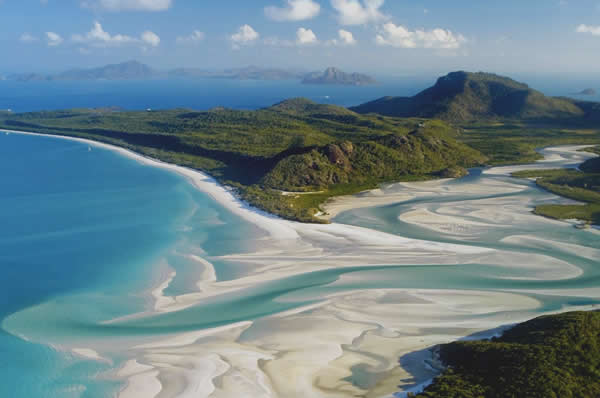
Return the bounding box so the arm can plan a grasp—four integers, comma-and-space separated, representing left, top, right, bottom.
0, 133, 261, 397
1, 133, 599, 397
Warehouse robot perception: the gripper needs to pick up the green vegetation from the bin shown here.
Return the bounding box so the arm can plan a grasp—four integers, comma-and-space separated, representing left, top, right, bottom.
512, 159, 600, 224
580, 145, 600, 155
411, 311, 600, 398
460, 123, 600, 165
351, 71, 590, 123
0, 99, 486, 223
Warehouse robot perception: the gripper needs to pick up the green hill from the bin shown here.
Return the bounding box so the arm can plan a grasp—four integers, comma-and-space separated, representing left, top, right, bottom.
412, 311, 600, 398
0, 100, 486, 222
262, 120, 484, 191
352, 71, 588, 123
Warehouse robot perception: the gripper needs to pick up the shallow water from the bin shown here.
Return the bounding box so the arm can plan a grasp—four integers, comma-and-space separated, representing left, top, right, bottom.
1, 134, 599, 398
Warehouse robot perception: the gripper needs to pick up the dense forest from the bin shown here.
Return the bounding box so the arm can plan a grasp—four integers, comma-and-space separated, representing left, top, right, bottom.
411, 311, 600, 398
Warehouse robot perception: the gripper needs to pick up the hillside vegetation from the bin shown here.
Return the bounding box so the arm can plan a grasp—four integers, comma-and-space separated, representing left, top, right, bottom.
352, 71, 595, 123
512, 156, 600, 224
0, 99, 486, 222
411, 311, 600, 398
460, 123, 600, 165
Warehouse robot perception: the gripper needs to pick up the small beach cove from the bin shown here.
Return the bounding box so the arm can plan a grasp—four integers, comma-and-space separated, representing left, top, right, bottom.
1, 130, 599, 398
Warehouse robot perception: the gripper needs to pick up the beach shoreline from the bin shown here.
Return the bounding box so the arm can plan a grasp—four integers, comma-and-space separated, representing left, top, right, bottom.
3, 129, 599, 398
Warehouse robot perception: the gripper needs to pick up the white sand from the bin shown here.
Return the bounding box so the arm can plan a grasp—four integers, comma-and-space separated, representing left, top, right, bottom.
5, 130, 598, 398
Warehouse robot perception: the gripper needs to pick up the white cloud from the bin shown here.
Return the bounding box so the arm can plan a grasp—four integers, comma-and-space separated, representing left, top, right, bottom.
230, 24, 259, 48
95, 0, 172, 11
375, 23, 466, 49
141, 30, 160, 47
576, 24, 600, 36
326, 29, 357, 46
176, 30, 205, 44
338, 29, 356, 45
296, 27, 318, 45
265, 0, 320, 21
46, 32, 63, 46
20, 33, 38, 43
72, 22, 160, 49
72, 22, 137, 46
330, 0, 386, 25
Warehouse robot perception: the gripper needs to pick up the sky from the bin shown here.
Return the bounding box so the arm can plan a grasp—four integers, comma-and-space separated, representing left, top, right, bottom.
2, 0, 600, 78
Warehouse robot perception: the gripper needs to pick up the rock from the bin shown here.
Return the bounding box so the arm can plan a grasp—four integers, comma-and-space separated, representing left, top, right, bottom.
439, 166, 469, 178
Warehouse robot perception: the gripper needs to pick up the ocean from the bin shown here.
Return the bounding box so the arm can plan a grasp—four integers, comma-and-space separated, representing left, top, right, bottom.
0, 76, 597, 114
0, 78, 430, 113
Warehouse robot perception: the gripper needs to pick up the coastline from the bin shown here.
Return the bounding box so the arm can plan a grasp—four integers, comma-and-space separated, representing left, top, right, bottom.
3, 129, 599, 398
322, 144, 599, 227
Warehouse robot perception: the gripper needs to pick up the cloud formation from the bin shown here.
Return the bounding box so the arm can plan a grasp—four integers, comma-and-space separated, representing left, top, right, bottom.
576, 24, 600, 36
231, 25, 260, 48
95, 0, 173, 11
376, 23, 466, 49
325, 29, 357, 46
176, 30, 205, 44
20, 33, 38, 43
72, 22, 160, 48
265, 0, 320, 21
296, 27, 318, 44
141, 30, 160, 47
330, 0, 386, 25
46, 32, 63, 46
337, 29, 356, 45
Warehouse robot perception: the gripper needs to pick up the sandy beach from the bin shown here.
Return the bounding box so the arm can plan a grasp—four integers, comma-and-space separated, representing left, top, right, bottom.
3, 129, 599, 398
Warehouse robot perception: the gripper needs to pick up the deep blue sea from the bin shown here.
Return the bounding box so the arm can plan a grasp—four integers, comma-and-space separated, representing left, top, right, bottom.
0, 78, 432, 113
0, 76, 597, 114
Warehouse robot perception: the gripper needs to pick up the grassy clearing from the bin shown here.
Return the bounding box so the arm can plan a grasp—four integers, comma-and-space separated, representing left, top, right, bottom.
460, 122, 600, 165
512, 165, 600, 224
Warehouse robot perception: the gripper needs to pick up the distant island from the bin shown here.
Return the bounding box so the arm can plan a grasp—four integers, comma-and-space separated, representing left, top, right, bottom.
576, 88, 597, 96
351, 71, 598, 123
302, 67, 376, 86
7, 61, 375, 86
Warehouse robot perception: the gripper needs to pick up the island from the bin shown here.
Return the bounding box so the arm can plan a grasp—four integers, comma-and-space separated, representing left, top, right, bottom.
7, 61, 375, 85
301, 67, 376, 86
577, 88, 597, 96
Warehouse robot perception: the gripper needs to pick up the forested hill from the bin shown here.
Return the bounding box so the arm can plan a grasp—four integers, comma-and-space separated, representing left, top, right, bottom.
0, 99, 486, 222
351, 71, 599, 123
412, 311, 600, 398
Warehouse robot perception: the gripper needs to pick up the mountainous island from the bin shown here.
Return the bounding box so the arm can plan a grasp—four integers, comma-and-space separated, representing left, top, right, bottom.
301, 67, 376, 86
0, 71, 598, 224
351, 71, 598, 123
577, 88, 597, 96
7, 61, 375, 86
168, 65, 304, 80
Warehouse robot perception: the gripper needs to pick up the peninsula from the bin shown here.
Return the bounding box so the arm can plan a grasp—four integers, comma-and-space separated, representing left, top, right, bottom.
1, 71, 599, 224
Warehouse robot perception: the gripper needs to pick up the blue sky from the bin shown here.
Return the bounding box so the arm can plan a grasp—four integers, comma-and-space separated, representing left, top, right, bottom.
3, 0, 600, 77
